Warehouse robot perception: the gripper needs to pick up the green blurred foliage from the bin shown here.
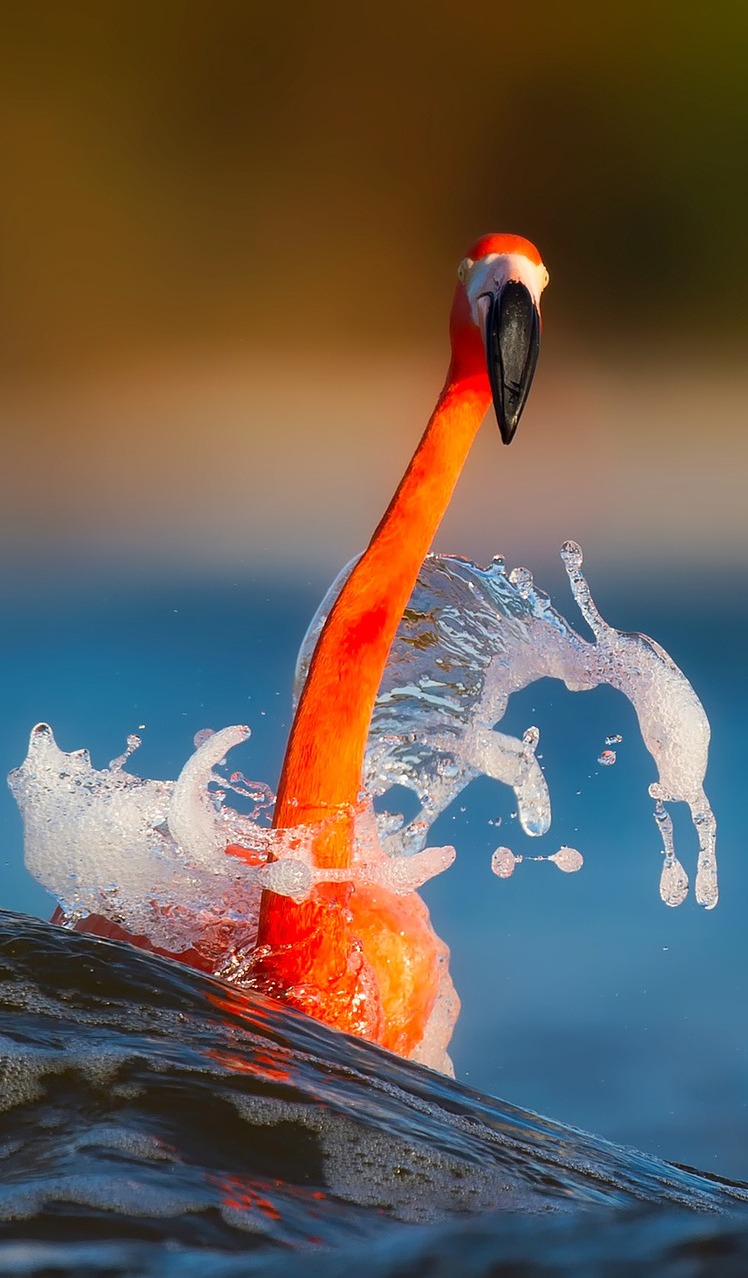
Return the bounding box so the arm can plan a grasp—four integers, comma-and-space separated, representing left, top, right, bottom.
0, 1, 746, 373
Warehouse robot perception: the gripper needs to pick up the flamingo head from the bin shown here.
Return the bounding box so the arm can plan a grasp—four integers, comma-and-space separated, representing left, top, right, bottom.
450, 234, 549, 444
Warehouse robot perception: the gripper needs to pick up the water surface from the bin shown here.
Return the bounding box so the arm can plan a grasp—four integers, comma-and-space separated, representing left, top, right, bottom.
0, 570, 746, 1265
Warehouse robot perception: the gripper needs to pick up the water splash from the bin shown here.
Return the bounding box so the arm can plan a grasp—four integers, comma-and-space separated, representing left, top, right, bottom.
297, 544, 717, 907
561, 541, 717, 908
9, 722, 268, 955
8, 718, 456, 1065
7, 541, 718, 1066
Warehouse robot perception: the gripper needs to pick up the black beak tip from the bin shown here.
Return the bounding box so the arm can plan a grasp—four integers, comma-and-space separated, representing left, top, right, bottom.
499, 415, 519, 446
486, 281, 541, 447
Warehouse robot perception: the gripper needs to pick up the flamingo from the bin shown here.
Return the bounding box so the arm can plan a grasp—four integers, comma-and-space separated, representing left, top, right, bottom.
48, 234, 549, 1063
232, 233, 549, 1057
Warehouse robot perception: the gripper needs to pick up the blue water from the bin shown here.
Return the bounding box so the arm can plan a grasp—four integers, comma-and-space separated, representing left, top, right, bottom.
0, 567, 746, 1269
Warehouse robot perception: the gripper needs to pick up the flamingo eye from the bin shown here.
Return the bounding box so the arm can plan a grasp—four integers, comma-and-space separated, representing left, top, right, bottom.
457, 257, 473, 284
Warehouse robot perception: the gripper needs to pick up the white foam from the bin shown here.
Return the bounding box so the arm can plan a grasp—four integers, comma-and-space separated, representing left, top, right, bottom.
8, 723, 270, 954
9, 722, 456, 946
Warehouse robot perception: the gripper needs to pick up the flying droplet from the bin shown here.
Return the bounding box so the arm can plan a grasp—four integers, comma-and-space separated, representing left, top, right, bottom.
491, 844, 584, 880
491, 847, 519, 878
653, 799, 689, 907
659, 855, 689, 908
549, 846, 583, 874
560, 540, 583, 571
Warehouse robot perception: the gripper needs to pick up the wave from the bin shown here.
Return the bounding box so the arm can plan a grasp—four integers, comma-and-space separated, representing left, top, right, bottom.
0, 910, 746, 1275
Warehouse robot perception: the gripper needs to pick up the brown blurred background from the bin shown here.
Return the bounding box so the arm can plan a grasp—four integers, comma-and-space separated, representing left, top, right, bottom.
1, 1, 746, 583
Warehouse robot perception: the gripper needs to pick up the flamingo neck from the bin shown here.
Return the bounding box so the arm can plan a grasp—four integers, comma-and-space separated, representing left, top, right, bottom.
272, 368, 491, 866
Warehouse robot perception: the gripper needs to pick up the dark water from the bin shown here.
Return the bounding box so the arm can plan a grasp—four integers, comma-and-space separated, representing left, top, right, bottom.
1, 910, 747, 1276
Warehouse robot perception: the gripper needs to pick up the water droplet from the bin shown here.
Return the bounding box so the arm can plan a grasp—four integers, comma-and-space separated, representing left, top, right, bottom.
549, 846, 584, 874
509, 566, 534, 598
560, 539, 583, 571
660, 856, 689, 908
491, 847, 519, 878
109, 732, 142, 771
653, 800, 689, 907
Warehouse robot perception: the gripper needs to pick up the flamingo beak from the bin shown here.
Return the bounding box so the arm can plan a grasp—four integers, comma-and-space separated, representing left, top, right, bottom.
485, 281, 541, 445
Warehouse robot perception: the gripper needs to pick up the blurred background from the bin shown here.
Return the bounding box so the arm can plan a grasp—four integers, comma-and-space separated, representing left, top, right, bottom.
1, 0, 747, 579
0, 1, 747, 1177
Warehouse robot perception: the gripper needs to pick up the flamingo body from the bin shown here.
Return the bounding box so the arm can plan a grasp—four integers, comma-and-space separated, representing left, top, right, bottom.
54, 234, 548, 1066
244, 235, 548, 1057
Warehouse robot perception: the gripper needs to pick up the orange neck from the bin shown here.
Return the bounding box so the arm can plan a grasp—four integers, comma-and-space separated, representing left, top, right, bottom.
272, 367, 491, 865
